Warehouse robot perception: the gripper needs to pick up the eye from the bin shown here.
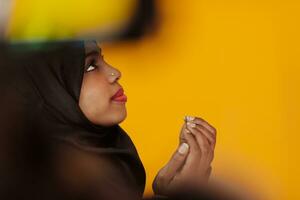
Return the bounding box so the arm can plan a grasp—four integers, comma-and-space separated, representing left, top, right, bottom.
85, 60, 98, 73
86, 65, 96, 72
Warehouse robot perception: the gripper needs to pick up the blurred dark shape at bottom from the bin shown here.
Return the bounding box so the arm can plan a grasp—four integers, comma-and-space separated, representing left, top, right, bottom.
144, 182, 254, 200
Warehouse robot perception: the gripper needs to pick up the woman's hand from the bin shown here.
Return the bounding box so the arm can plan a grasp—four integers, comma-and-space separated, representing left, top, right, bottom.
152, 116, 217, 196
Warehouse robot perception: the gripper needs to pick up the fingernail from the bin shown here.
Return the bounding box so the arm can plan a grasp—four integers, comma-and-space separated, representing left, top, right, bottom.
187, 122, 196, 128
178, 143, 189, 155
185, 128, 191, 133
185, 115, 195, 122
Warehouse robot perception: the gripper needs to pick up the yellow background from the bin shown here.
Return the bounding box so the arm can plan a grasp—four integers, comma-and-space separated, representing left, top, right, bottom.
7, 0, 300, 199
102, 1, 299, 199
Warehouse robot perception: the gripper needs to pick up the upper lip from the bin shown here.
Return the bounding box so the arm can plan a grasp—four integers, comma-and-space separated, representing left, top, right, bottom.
111, 88, 124, 99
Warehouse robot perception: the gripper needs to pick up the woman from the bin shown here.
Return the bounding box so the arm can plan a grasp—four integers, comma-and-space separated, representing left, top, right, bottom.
0, 40, 216, 200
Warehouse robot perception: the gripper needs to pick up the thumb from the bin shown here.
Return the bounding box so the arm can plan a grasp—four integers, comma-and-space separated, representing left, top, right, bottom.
153, 143, 189, 195
159, 143, 190, 184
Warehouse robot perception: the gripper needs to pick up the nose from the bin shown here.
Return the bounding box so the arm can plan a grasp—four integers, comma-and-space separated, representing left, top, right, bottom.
108, 67, 121, 83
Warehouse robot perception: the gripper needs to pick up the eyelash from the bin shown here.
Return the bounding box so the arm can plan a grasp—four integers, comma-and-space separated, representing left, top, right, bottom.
85, 55, 104, 73
85, 59, 98, 73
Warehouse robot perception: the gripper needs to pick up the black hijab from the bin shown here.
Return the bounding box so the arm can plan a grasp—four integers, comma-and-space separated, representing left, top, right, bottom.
0, 40, 146, 200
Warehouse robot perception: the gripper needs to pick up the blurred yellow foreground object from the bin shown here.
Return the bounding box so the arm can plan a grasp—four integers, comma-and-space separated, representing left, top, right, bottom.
6, 0, 138, 41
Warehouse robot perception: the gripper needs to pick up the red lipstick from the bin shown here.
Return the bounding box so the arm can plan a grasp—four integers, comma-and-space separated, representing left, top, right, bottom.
111, 88, 127, 103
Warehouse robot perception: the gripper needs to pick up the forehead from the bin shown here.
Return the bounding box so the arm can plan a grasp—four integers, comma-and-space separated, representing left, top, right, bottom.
84, 41, 100, 55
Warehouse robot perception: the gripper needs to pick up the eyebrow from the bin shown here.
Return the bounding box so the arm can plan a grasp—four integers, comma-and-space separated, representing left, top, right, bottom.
86, 50, 98, 57
85, 48, 101, 57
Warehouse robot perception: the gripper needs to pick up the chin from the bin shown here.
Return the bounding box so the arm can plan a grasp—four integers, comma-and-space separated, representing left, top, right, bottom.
96, 109, 127, 127
113, 109, 127, 124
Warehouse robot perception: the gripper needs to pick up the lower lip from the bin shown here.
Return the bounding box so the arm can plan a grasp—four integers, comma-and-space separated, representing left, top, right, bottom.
111, 94, 127, 103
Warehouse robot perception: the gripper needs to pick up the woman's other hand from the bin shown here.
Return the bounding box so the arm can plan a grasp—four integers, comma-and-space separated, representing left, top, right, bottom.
152, 116, 217, 196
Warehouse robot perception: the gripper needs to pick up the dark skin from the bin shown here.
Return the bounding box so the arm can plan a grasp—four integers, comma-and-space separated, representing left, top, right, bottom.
79, 41, 126, 127
152, 116, 216, 196
78, 41, 217, 196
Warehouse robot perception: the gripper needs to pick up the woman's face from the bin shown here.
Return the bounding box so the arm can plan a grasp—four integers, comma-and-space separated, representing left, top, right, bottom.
79, 41, 127, 127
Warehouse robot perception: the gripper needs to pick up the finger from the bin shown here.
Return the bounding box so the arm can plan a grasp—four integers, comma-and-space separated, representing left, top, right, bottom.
153, 143, 190, 194
179, 122, 188, 144
194, 124, 216, 149
186, 122, 211, 152
179, 127, 200, 176
195, 117, 217, 137
185, 116, 217, 137
159, 142, 190, 184
186, 122, 212, 166
206, 166, 212, 177
186, 117, 217, 151
183, 125, 199, 153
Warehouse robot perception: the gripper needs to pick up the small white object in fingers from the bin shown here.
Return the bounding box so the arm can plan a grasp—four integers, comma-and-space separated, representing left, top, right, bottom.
187, 122, 196, 128
184, 115, 195, 122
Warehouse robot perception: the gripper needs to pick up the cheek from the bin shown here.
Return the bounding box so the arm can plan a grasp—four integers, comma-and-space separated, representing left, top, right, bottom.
79, 75, 111, 118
